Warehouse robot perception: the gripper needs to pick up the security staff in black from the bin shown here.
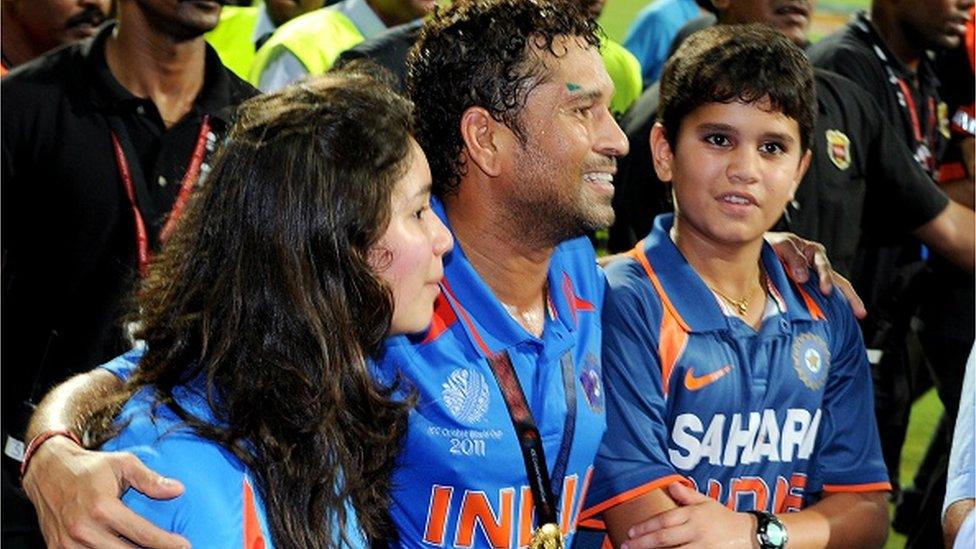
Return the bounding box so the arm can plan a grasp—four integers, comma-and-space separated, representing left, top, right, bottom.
1, 4, 254, 545
810, 5, 975, 546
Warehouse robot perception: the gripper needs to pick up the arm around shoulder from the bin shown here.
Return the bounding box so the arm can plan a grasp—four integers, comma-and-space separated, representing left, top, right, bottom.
22, 369, 188, 549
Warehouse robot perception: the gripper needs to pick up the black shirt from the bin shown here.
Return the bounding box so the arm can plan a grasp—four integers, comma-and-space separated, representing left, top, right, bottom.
1, 23, 256, 438
808, 12, 949, 178
608, 18, 949, 283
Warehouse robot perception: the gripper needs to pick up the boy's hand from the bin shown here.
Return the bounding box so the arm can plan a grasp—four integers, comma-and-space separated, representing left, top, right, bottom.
766, 232, 866, 319
622, 483, 759, 549
22, 436, 189, 548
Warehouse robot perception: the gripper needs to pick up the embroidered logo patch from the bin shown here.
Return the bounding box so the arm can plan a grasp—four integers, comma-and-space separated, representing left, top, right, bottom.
579, 353, 604, 413
825, 129, 851, 171
792, 333, 830, 390
442, 368, 490, 424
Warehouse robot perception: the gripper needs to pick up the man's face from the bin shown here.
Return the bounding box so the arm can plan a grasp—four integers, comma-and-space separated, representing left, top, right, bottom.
895, 0, 973, 51
5, 0, 110, 53
497, 37, 629, 244
132, 0, 222, 39
265, 0, 321, 28
714, 0, 815, 46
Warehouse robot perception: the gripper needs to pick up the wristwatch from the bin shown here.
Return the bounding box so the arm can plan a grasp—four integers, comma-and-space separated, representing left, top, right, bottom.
748, 510, 788, 549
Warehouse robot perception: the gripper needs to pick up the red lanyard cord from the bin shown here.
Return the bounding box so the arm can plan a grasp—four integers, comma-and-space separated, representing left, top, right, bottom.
110, 115, 211, 277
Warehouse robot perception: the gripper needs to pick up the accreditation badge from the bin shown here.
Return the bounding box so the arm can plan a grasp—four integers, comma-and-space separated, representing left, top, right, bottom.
825, 130, 851, 171
530, 523, 564, 549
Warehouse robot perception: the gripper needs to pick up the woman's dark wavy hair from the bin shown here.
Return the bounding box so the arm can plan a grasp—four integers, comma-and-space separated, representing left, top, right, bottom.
407, 0, 600, 197
83, 65, 415, 547
658, 24, 816, 152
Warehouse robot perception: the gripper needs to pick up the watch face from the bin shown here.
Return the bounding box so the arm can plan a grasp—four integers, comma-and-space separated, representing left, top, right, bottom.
766, 522, 787, 546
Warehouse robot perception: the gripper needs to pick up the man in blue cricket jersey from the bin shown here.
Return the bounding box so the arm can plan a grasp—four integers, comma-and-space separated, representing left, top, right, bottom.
578, 25, 890, 549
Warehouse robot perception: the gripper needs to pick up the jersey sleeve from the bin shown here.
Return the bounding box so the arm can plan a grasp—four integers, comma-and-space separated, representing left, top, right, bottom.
97, 346, 146, 381
103, 396, 274, 548
806, 290, 891, 494
579, 261, 686, 524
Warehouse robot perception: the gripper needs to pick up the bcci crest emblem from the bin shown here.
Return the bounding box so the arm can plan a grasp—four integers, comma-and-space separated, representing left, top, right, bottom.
579, 353, 604, 413
792, 333, 830, 390
442, 368, 490, 424
825, 130, 851, 171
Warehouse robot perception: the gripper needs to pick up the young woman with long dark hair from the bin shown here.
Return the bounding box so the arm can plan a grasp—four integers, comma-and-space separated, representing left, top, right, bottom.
78, 67, 452, 548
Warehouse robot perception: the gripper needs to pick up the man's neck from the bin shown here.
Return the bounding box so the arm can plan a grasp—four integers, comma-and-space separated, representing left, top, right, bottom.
444, 193, 554, 336
104, 12, 207, 128
1, 12, 48, 67
869, 5, 923, 72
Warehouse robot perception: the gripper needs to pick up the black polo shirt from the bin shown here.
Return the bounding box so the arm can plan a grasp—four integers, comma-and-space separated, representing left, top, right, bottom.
607, 18, 948, 284
808, 12, 949, 179
0, 22, 256, 441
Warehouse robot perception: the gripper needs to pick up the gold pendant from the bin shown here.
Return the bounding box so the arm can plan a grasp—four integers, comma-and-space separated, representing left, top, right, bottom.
734, 300, 748, 316
530, 523, 564, 549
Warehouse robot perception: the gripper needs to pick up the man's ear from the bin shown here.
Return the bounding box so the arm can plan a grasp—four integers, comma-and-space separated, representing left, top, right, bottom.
459, 106, 504, 178
791, 149, 813, 199
650, 122, 676, 183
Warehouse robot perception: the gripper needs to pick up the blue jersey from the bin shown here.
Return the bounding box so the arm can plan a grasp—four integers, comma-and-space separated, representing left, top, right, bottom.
376, 199, 608, 548
580, 214, 889, 529
622, 0, 701, 84
100, 351, 366, 548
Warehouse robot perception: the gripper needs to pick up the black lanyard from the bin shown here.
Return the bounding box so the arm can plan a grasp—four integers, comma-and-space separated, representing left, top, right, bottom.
486, 350, 577, 527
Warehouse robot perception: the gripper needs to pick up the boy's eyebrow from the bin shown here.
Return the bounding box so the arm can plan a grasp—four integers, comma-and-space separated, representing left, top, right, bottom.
762, 131, 797, 144
696, 123, 798, 144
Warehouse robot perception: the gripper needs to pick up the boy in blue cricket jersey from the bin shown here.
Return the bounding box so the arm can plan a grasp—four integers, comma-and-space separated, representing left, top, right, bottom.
578, 25, 891, 549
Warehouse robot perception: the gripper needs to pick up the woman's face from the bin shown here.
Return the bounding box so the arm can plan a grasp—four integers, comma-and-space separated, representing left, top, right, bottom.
372, 139, 454, 335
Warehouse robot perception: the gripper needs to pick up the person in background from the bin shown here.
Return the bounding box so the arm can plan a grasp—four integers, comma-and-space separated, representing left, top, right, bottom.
809, 4, 974, 543
75, 67, 452, 548
0, 0, 110, 74
622, 0, 704, 86
1, 0, 254, 545
205, 0, 324, 80
249, 0, 433, 91
578, 24, 890, 549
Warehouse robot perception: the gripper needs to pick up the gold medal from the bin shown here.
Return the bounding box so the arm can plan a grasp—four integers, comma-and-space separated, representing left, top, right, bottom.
530, 523, 564, 549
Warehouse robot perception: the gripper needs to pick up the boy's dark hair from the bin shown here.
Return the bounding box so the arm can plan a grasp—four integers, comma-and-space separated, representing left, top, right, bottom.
407, 0, 600, 197
658, 24, 816, 151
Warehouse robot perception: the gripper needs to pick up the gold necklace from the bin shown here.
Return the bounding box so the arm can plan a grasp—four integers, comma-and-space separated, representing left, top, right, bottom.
708, 268, 768, 317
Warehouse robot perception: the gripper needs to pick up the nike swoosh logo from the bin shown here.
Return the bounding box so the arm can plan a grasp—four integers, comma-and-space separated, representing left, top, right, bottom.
684, 365, 734, 391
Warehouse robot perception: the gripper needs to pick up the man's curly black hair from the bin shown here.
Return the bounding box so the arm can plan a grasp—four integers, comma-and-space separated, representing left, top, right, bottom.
407, 0, 601, 197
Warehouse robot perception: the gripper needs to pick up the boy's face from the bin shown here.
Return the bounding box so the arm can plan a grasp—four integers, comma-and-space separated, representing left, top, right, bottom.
651, 99, 811, 247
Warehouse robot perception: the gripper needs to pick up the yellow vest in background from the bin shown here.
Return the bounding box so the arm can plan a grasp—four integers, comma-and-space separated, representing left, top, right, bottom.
206, 5, 262, 80
600, 38, 643, 117
249, 7, 365, 86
